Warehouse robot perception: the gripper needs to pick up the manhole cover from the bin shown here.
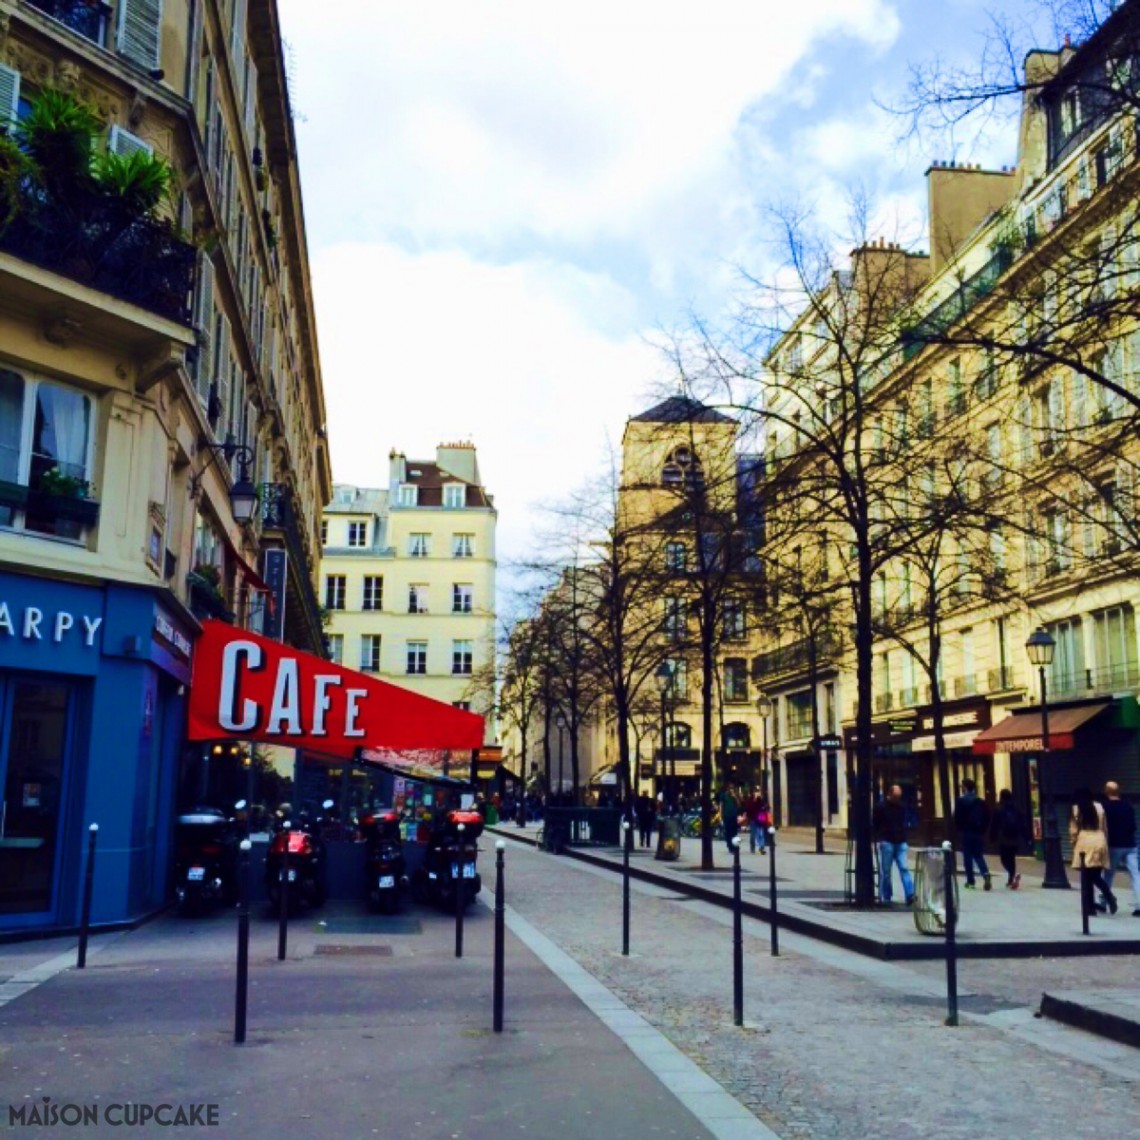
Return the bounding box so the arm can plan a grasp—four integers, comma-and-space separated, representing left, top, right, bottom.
315, 944, 393, 957
318, 916, 423, 935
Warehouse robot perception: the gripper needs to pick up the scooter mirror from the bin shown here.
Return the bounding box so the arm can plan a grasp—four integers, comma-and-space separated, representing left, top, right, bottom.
322, 799, 335, 810
235, 799, 247, 811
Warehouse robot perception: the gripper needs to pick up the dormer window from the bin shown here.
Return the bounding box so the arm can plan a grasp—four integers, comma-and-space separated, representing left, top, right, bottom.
443, 484, 466, 509
661, 446, 703, 490
398, 484, 417, 507
1060, 89, 1080, 137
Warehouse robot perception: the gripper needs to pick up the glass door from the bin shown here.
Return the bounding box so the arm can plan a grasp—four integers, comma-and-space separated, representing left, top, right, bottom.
0, 680, 73, 919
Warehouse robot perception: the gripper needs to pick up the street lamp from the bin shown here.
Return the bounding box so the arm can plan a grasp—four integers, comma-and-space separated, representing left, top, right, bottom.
755, 692, 773, 800
654, 661, 674, 807
189, 437, 260, 524
1026, 627, 1070, 889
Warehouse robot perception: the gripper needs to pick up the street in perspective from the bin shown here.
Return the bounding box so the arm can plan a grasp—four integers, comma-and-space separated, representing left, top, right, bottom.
3, 0, 1140, 1137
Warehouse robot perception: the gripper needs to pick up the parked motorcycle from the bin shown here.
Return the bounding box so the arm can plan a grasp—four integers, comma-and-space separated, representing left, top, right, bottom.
362, 810, 407, 913
174, 804, 240, 915
264, 799, 334, 911
412, 810, 483, 909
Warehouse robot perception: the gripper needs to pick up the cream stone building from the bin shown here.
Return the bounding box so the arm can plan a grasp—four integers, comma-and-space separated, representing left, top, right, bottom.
320, 444, 498, 748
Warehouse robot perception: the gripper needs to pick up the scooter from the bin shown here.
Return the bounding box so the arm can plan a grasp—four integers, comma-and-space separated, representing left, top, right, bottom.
362, 810, 406, 913
412, 810, 483, 909
174, 804, 240, 915
264, 799, 333, 911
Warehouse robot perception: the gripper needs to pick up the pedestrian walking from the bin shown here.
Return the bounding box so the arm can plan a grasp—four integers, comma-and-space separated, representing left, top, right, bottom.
1101, 781, 1140, 917
954, 778, 992, 890
635, 791, 655, 848
752, 794, 771, 854
720, 785, 740, 853
872, 784, 915, 905
1070, 786, 1117, 917
989, 789, 1027, 889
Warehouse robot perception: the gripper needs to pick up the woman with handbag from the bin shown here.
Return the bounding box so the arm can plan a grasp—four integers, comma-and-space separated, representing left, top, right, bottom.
1070, 786, 1118, 916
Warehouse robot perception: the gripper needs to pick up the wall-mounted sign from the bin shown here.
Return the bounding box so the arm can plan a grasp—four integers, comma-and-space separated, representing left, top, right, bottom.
154, 611, 192, 659
0, 602, 102, 647
262, 550, 288, 641
920, 710, 979, 731
816, 735, 843, 751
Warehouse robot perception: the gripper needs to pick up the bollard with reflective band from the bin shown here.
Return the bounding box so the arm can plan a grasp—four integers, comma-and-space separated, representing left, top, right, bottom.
767, 827, 779, 957
621, 818, 631, 957
732, 835, 743, 1026
493, 841, 505, 1033
455, 822, 466, 959
277, 822, 291, 962
235, 839, 252, 1044
76, 823, 99, 969
942, 842, 958, 1027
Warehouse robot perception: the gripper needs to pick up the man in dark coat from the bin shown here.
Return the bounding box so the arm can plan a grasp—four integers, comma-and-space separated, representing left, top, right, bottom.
872, 784, 914, 905
954, 778, 992, 890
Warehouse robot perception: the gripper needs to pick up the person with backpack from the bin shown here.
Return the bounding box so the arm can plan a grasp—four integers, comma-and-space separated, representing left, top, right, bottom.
989, 788, 1027, 889
753, 794, 771, 854
954, 778, 992, 890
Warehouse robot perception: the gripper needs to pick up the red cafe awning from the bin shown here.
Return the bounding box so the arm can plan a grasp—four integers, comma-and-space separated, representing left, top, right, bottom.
187, 620, 484, 758
972, 703, 1109, 754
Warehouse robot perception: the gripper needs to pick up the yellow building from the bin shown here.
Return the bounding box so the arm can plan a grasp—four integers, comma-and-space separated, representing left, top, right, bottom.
0, 1, 330, 933
320, 444, 498, 748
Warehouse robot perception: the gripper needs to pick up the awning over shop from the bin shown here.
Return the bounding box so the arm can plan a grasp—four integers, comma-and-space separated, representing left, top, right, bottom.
187, 620, 484, 758
972, 703, 1109, 754
589, 763, 619, 786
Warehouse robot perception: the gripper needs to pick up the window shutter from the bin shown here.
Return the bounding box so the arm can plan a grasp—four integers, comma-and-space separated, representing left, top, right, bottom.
213, 312, 231, 433
0, 64, 20, 131
193, 254, 215, 401
109, 125, 154, 157
117, 0, 163, 71
244, 54, 258, 140
231, 0, 248, 61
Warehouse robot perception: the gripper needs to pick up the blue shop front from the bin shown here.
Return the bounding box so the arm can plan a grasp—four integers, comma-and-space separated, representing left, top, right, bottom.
0, 568, 195, 936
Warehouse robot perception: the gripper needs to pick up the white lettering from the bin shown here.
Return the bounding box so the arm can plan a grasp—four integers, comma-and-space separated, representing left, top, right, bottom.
219, 640, 262, 732
81, 615, 103, 647
0, 602, 12, 637
267, 659, 303, 735
311, 674, 342, 736
23, 607, 42, 640
54, 611, 74, 642
344, 689, 367, 737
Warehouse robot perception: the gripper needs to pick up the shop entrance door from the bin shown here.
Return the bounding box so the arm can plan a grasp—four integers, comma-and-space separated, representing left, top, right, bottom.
0, 679, 74, 921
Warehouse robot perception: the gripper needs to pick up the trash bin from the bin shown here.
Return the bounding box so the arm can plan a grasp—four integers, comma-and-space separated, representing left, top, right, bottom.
912, 847, 960, 935
656, 817, 681, 861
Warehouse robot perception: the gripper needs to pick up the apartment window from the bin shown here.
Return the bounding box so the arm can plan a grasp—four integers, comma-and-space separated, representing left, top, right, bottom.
443, 484, 466, 509
452, 533, 474, 558
452, 640, 474, 675
453, 701, 472, 712
959, 628, 976, 695
0, 369, 95, 539
665, 722, 692, 749
664, 657, 688, 699
1059, 89, 1080, 137
348, 521, 367, 547
406, 641, 427, 675
320, 519, 328, 545
722, 599, 746, 641
823, 682, 836, 734
409, 532, 431, 558
324, 575, 346, 611
1092, 606, 1138, 687
453, 584, 473, 614
665, 542, 687, 572
663, 596, 686, 642
26, 0, 110, 45
946, 357, 965, 416
786, 690, 813, 738
362, 575, 383, 611
408, 584, 429, 614
1046, 618, 1083, 691
360, 634, 381, 672
398, 484, 417, 507
327, 634, 344, 665
723, 658, 748, 703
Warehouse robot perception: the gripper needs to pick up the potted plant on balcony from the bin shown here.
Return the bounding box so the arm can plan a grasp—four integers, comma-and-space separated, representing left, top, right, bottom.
187, 562, 234, 622
28, 466, 99, 528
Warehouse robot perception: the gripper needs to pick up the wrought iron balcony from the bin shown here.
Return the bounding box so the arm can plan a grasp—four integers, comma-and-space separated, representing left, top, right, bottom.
1049, 661, 1140, 700
751, 632, 841, 681
25, 0, 111, 45
0, 478, 100, 536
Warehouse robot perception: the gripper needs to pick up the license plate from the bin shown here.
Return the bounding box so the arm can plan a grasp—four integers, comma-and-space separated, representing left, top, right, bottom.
378, 875, 395, 889
187, 867, 205, 882
450, 863, 476, 879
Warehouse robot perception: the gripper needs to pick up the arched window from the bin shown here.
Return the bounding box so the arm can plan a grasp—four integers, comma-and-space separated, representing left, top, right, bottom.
661, 446, 704, 490
722, 723, 751, 750
664, 721, 692, 749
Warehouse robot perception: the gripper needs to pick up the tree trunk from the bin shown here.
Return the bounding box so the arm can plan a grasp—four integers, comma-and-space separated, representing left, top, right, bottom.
929, 626, 953, 843
808, 633, 825, 854
700, 598, 715, 870
853, 562, 876, 905
542, 702, 552, 803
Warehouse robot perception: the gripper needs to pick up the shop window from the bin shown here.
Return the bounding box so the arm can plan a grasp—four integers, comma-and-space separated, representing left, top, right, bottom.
722, 723, 750, 750
0, 369, 96, 540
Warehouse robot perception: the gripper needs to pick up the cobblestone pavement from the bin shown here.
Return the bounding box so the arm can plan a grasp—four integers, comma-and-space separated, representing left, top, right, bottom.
495, 838, 1140, 1140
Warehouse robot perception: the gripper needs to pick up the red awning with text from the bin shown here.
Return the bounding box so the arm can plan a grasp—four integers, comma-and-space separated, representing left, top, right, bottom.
187, 620, 484, 757
971, 703, 1109, 754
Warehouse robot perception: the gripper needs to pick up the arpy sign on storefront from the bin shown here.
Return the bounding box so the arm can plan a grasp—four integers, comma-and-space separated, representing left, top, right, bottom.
187, 621, 483, 755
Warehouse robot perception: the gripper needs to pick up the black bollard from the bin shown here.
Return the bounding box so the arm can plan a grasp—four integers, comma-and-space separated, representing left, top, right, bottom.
621, 818, 631, 957
235, 839, 252, 1044
768, 827, 779, 957
76, 823, 99, 969
455, 822, 467, 959
1080, 853, 1090, 936
732, 836, 743, 1027
277, 824, 290, 962
942, 842, 958, 1027
493, 841, 505, 1033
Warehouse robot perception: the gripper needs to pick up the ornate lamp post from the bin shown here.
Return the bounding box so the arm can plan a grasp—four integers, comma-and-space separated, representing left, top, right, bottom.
1026, 627, 1070, 889
654, 661, 674, 807
755, 692, 773, 800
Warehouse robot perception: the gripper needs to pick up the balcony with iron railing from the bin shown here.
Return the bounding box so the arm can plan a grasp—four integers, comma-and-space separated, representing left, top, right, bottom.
25, 0, 112, 45
752, 632, 842, 681
1049, 660, 1140, 701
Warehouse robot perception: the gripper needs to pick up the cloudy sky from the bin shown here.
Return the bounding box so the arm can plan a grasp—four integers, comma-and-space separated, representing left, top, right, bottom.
277, 0, 1036, 564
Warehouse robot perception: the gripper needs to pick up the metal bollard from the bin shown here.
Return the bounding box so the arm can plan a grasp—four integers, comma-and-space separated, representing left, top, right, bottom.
1080, 852, 1090, 936
732, 835, 743, 1026
277, 823, 290, 962
455, 822, 466, 959
942, 842, 958, 1027
767, 827, 779, 957
493, 841, 505, 1033
235, 839, 252, 1044
621, 818, 631, 956
76, 823, 99, 969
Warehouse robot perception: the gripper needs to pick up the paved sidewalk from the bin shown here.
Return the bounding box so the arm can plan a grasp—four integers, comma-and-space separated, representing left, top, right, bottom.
496, 822, 1140, 957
